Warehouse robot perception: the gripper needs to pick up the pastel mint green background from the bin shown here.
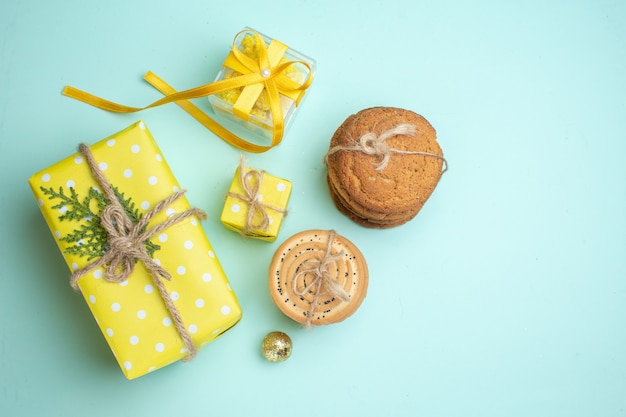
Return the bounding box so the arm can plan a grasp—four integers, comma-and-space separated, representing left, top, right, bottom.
1, 0, 625, 416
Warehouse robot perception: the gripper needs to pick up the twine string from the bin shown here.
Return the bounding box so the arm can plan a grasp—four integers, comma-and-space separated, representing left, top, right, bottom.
69, 143, 207, 361
226, 156, 287, 237
291, 230, 350, 328
324, 124, 448, 172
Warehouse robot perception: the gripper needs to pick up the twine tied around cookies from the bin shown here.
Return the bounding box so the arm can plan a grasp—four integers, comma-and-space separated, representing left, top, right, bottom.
291, 230, 350, 328
325, 124, 448, 172
226, 156, 287, 237
69, 143, 207, 362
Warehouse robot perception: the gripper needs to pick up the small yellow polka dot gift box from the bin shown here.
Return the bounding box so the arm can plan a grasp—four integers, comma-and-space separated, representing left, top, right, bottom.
28, 121, 242, 379
220, 157, 292, 242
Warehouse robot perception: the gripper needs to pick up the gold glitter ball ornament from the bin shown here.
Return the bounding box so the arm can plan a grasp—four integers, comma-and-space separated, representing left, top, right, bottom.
261, 331, 292, 362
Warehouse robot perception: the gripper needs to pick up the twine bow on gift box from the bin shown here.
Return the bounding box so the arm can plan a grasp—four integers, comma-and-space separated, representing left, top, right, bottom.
226, 156, 287, 237
62, 30, 313, 153
69, 143, 206, 361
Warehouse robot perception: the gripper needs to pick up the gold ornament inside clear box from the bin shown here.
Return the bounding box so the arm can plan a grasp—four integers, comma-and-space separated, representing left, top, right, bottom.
208, 28, 316, 142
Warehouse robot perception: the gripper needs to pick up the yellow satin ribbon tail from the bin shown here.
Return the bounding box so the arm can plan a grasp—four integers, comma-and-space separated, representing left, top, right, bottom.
143, 72, 279, 153
61, 30, 314, 153
62, 71, 283, 153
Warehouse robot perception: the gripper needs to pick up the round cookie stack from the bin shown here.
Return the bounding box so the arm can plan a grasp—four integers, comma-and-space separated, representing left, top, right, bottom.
268, 229, 368, 327
325, 107, 446, 228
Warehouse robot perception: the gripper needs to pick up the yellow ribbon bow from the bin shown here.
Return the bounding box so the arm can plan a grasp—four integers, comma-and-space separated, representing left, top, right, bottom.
62, 30, 314, 153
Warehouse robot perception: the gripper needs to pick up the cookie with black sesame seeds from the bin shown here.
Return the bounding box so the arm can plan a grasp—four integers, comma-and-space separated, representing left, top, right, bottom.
268, 229, 368, 326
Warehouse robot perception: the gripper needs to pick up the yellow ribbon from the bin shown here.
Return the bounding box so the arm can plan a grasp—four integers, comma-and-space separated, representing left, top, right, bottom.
62, 30, 313, 153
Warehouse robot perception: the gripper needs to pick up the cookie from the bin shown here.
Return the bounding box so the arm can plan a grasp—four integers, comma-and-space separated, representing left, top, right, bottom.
268, 229, 368, 326
326, 174, 412, 224
326, 175, 412, 228
325, 107, 445, 227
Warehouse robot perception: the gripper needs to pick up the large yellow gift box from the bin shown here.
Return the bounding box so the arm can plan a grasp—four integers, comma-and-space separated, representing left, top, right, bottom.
28, 121, 242, 379
220, 158, 292, 242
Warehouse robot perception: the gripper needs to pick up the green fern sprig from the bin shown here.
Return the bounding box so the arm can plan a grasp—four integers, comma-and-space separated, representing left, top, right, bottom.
40, 185, 161, 261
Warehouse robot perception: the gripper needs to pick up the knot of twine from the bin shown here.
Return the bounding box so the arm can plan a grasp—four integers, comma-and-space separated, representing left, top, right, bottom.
69, 143, 208, 362
291, 230, 350, 328
325, 124, 448, 172
226, 156, 287, 237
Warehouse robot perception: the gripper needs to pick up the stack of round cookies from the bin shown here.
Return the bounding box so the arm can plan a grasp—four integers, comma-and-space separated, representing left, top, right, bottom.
325, 107, 446, 228
268, 229, 368, 327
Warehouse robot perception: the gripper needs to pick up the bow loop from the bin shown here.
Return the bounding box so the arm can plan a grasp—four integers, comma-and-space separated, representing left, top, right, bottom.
224, 30, 307, 123
325, 123, 448, 172
101, 205, 134, 236
98, 203, 148, 283
226, 156, 287, 237
104, 255, 135, 284
270, 61, 314, 105
240, 168, 269, 231
359, 132, 389, 156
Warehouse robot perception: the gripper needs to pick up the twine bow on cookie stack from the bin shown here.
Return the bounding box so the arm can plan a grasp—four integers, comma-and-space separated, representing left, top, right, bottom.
325, 124, 448, 172
70, 143, 206, 361
62, 30, 314, 153
226, 156, 287, 238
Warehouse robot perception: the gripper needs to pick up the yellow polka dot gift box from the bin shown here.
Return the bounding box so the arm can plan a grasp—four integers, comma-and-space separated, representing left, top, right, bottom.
220, 157, 292, 242
28, 121, 242, 379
